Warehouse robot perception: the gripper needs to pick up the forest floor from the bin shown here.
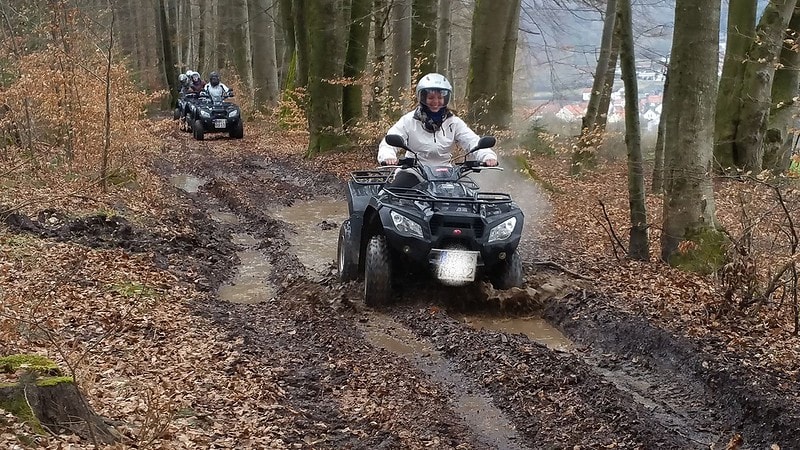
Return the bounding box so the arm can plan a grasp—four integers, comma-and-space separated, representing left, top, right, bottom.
1, 119, 799, 449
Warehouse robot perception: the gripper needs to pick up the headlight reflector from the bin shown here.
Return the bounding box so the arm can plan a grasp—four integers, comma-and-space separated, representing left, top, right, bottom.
488, 217, 517, 243
390, 211, 423, 239
228, 109, 239, 118
200, 110, 211, 118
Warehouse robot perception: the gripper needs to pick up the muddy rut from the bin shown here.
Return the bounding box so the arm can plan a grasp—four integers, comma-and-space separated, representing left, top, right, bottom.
159, 134, 799, 449
8, 129, 798, 449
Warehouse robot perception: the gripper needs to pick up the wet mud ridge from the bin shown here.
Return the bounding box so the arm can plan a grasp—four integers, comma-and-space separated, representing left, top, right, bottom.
5, 132, 798, 448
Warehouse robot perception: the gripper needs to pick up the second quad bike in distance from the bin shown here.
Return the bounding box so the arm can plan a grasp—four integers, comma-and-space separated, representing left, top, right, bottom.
189, 91, 244, 141
338, 133, 525, 307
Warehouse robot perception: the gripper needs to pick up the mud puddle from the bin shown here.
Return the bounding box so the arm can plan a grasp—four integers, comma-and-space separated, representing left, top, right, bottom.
216, 233, 276, 304
273, 198, 347, 276
172, 174, 274, 303
460, 315, 573, 352
170, 173, 208, 193
362, 314, 528, 450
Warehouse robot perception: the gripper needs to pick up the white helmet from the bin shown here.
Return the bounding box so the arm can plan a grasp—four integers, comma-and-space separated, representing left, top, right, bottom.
178, 73, 188, 83
185, 70, 194, 77
416, 73, 452, 106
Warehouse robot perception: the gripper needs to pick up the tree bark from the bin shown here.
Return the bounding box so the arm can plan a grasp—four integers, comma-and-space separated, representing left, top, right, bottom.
436, 0, 451, 77
277, 0, 295, 88
157, 0, 178, 103
580, 0, 617, 142
293, 0, 309, 88
411, 0, 436, 76
368, 0, 389, 120
250, 0, 280, 109
734, 0, 797, 173
652, 69, 669, 193
390, 0, 412, 113
465, 0, 522, 131
230, 0, 254, 96
618, 0, 648, 260
572, 0, 618, 175
342, 0, 372, 126
763, 7, 800, 173
306, 0, 348, 156
661, 0, 720, 262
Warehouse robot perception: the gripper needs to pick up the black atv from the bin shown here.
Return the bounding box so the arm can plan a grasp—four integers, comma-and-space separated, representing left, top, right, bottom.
189, 91, 243, 140
174, 92, 201, 133
337, 134, 525, 306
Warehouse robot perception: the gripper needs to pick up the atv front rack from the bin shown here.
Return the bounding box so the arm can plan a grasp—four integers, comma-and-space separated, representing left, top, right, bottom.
384, 186, 513, 205
350, 168, 394, 185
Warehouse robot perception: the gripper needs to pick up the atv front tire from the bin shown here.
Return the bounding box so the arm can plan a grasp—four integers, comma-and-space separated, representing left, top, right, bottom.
193, 119, 204, 140
230, 121, 244, 139
491, 251, 523, 290
337, 221, 358, 282
173, 107, 181, 120
363, 234, 392, 307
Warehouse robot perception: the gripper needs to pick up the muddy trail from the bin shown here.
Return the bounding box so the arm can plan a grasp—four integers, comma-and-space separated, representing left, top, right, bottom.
6, 129, 799, 449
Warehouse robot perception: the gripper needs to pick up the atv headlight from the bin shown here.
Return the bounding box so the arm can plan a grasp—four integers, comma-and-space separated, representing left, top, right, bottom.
200, 110, 211, 118
488, 217, 517, 243
390, 211, 423, 239
228, 109, 239, 118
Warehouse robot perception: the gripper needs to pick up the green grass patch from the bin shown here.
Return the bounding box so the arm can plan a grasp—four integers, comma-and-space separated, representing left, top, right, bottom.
111, 281, 156, 298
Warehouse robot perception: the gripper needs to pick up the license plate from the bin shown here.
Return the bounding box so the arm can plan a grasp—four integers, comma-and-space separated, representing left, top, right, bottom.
214, 119, 227, 128
436, 250, 478, 282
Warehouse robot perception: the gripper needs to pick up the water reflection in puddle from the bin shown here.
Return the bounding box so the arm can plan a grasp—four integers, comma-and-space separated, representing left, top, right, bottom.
170, 174, 208, 193
363, 316, 526, 450
209, 210, 240, 225
218, 233, 275, 304
273, 198, 348, 274
461, 316, 573, 352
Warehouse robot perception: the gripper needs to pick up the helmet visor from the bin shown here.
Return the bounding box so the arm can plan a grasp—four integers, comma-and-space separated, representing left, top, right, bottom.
419, 88, 450, 107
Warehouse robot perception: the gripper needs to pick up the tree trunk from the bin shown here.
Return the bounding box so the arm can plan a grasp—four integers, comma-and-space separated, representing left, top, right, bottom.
250, 0, 280, 109
661, 0, 720, 262
580, 0, 617, 141
572, 0, 618, 175
277, 0, 295, 88
652, 69, 669, 193
734, 0, 797, 173
190, 0, 202, 70
157, 0, 178, 103
306, 0, 348, 156
293, 0, 309, 88
230, 0, 254, 96
368, 0, 389, 120
411, 0, 436, 76
214, 0, 226, 70
618, 0, 648, 260
342, 0, 372, 127
390, 0, 412, 112
436, 0, 451, 77
465, 0, 522, 131
594, 28, 620, 134
763, 7, 800, 173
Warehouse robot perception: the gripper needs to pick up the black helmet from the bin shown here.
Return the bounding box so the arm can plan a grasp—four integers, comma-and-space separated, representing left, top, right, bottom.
209, 71, 220, 86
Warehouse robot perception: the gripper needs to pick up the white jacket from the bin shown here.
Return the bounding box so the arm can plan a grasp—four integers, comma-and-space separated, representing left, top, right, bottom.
377, 111, 497, 165
204, 82, 230, 101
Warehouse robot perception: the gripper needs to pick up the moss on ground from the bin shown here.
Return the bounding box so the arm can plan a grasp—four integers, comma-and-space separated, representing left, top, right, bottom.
35, 376, 74, 387
669, 227, 730, 275
0, 354, 61, 376
0, 384, 45, 434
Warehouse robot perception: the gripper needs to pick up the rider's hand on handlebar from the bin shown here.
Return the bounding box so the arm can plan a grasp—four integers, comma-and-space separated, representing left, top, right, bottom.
382, 158, 398, 166
484, 158, 498, 167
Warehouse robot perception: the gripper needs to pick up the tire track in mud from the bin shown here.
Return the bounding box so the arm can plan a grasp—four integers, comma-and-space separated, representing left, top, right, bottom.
165, 138, 791, 448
